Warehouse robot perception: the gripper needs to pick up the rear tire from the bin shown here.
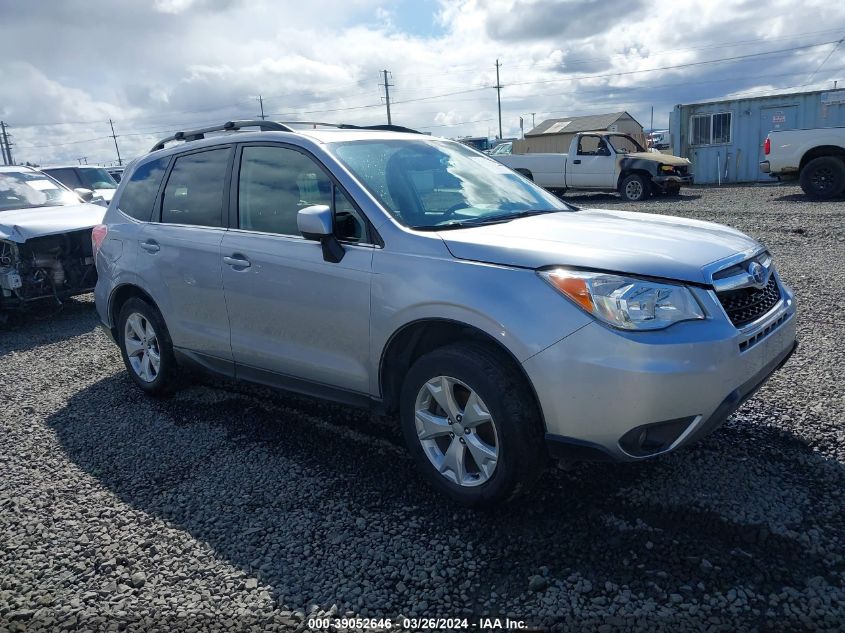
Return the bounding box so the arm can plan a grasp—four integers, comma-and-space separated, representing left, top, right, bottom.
799, 156, 845, 199
619, 173, 650, 201
399, 342, 545, 507
117, 297, 178, 396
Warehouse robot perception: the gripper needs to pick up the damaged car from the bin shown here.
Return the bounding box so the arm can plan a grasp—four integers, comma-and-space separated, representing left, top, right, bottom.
0, 166, 105, 314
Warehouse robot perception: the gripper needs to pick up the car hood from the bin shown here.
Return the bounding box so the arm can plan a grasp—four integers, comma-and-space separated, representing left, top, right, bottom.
0, 202, 106, 242
625, 152, 691, 166
438, 208, 760, 284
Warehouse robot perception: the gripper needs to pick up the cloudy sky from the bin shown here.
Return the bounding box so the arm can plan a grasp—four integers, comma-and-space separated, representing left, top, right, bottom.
1, 0, 844, 166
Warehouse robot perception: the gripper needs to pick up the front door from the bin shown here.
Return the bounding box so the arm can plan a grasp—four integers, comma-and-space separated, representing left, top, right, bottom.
221, 144, 374, 396
759, 105, 798, 181
136, 146, 234, 366
567, 134, 615, 188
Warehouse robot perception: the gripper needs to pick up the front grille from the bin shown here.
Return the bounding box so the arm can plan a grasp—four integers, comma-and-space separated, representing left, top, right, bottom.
717, 275, 781, 327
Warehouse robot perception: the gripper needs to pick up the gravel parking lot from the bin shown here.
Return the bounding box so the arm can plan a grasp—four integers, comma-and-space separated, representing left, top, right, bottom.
1, 183, 843, 632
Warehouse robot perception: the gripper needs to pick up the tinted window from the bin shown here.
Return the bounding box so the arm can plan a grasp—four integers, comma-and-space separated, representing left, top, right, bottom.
44, 168, 82, 189
117, 157, 169, 221
161, 148, 229, 227
238, 146, 365, 240
77, 167, 117, 189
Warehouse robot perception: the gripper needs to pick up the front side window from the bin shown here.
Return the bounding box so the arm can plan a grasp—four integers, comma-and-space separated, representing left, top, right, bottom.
118, 157, 169, 221
606, 135, 644, 154
77, 167, 117, 190
44, 168, 82, 189
0, 171, 78, 211
329, 139, 571, 229
237, 145, 366, 241
161, 148, 229, 227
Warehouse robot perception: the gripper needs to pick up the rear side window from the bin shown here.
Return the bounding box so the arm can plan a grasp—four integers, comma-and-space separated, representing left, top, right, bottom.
161, 148, 229, 227
117, 157, 169, 221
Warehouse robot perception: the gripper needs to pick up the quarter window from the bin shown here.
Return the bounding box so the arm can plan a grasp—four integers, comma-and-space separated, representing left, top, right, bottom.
161, 148, 229, 227
117, 157, 169, 221
690, 112, 732, 146
237, 146, 366, 241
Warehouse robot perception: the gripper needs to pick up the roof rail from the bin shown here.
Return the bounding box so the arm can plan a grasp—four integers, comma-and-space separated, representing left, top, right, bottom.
150, 120, 294, 152
278, 121, 422, 134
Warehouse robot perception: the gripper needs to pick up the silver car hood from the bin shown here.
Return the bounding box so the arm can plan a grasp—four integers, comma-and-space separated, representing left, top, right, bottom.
0, 202, 106, 243
438, 208, 760, 284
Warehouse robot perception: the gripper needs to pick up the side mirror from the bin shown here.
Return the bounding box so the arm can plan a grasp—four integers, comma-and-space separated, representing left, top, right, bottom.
297, 205, 345, 263
74, 187, 95, 203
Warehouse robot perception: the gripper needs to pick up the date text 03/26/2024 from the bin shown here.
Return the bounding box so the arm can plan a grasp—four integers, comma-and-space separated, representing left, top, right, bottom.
305, 616, 529, 630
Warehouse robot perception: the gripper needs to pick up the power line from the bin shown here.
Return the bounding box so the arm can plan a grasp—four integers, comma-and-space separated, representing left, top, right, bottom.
805, 37, 845, 85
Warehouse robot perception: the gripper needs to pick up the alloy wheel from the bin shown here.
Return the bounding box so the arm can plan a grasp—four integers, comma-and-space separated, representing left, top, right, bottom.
123, 312, 161, 383
625, 179, 644, 200
414, 375, 499, 487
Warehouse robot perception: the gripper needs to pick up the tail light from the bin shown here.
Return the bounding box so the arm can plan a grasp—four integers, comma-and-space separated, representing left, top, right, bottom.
764, 137, 770, 155
92, 224, 108, 256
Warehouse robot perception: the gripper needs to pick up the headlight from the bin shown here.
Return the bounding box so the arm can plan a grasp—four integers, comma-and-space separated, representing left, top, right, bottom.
539, 268, 705, 330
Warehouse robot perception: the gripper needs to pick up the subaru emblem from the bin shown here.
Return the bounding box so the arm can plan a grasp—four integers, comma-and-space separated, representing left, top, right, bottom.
748, 261, 768, 287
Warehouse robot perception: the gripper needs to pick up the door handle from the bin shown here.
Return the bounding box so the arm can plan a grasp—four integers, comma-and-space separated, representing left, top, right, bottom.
140, 241, 160, 253
573, 159, 581, 164
223, 255, 251, 268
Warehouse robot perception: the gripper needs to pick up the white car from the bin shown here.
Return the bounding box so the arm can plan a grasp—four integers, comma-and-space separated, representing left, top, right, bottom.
0, 166, 105, 313
41, 165, 119, 206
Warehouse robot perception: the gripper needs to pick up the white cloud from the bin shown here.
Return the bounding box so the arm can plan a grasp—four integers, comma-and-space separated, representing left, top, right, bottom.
0, 0, 843, 165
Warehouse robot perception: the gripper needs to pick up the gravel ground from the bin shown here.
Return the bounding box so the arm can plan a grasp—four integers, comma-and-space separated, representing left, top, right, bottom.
1, 183, 843, 632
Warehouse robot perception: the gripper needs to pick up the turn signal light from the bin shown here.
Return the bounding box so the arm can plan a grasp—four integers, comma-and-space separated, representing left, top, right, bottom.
544, 271, 594, 312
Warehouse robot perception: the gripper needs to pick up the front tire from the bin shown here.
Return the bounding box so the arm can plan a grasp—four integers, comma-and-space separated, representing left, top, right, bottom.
399, 343, 545, 506
799, 156, 845, 199
619, 173, 651, 201
117, 297, 178, 396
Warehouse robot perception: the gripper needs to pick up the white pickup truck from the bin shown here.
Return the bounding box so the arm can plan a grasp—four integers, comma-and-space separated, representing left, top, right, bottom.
760, 127, 845, 199
493, 132, 693, 201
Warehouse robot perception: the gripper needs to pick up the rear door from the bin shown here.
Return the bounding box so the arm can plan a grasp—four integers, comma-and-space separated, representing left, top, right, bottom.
758, 106, 798, 181
136, 146, 235, 368
220, 143, 374, 395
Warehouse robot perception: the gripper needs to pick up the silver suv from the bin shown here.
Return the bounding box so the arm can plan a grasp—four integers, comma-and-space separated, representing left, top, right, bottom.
94, 120, 797, 506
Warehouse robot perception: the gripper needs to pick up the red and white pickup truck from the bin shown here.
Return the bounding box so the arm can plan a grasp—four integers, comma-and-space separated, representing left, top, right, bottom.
760, 127, 845, 199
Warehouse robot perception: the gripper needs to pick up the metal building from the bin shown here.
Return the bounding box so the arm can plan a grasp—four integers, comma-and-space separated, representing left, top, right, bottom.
669, 88, 845, 184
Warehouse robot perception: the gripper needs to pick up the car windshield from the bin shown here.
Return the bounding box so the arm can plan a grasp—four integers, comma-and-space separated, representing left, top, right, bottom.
490, 142, 512, 155
330, 139, 572, 229
78, 167, 117, 190
0, 171, 79, 211
607, 134, 645, 154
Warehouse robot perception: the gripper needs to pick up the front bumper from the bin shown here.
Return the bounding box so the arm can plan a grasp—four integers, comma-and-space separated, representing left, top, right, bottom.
653, 174, 694, 186
524, 281, 797, 461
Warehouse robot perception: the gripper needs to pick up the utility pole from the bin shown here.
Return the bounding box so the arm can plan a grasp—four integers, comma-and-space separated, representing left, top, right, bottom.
257, 95, 267, 120
109, 119, 123, 166
494, 59, 503, 139
380, 70, 393, 125
1, 121, 12, 165
77, 156, 88, 165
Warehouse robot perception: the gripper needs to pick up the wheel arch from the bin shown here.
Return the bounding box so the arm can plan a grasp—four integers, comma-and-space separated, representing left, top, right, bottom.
799, 145, 845, 171
617, 167, 653, 190
514, 168, 534, 181
108, 283, 159, 338
378, 318, 545, 427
